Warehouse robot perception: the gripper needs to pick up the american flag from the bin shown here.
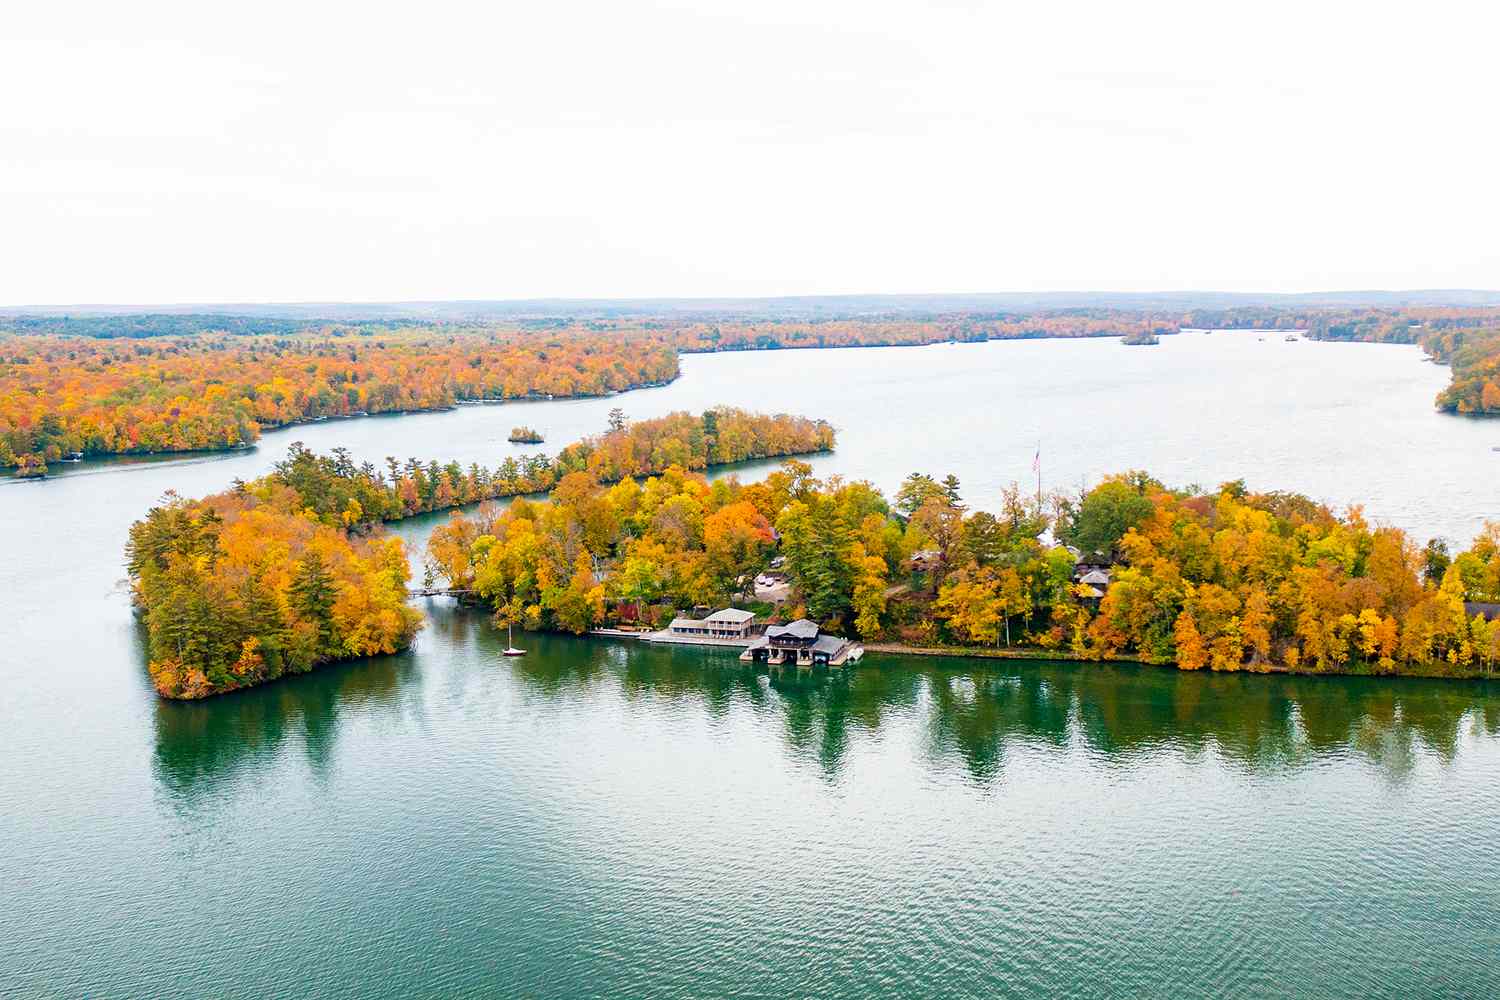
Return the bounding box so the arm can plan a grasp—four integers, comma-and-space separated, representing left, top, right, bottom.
1032, 444, 1040, 474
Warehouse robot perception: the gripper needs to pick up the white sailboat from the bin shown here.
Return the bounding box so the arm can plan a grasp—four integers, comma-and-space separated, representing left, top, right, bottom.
503, 623, 525, 656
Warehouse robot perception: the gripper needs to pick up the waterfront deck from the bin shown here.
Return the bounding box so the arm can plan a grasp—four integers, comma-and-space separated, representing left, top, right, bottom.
645, 630, 756, 648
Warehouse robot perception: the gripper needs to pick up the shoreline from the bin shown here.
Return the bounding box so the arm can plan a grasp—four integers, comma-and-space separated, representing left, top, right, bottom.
10, 332, 1461, 474
0, 373, 685, 474
579, 630, 1499, 684
860, 641, 1500, 684
380, 444, 834, 531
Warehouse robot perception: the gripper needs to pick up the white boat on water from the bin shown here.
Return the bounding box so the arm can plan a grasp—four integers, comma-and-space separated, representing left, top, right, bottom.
503, 624, 525, 656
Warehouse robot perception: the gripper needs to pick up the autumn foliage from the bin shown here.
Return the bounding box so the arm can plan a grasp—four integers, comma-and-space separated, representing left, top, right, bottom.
123, 408, 832, 696
1041, 476, 1500, 675
553, 407, 834, 481
1430, 328, 1500, 414
261, 408, 832, 528
8, 303, 1500, 472
424, 460, 1500, 678
423, 460, 879, 636
127, 483, 424, 699
0, 327, 678, 468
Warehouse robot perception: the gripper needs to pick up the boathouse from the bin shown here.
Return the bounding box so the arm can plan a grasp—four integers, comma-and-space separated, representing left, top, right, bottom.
740, 619, 862, 667
666, 608, 757, 640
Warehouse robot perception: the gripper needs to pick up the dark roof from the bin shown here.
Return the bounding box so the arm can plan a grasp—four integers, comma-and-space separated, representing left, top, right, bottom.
1466, 602, 1500, 622
745, 632, 851, 655
767, 619, 820, 641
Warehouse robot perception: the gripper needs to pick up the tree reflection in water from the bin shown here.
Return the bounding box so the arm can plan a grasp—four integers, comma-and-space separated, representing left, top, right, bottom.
152, 608, 1500, 804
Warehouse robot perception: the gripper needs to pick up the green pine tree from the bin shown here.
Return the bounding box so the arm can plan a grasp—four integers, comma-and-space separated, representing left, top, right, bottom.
289, 551, 338, 656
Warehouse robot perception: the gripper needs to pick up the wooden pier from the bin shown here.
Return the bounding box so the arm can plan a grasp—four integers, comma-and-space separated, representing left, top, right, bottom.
406, 587, 474, 599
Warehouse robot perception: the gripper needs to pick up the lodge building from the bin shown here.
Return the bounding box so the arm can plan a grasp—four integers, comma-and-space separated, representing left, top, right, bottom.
664, 608, 758, 640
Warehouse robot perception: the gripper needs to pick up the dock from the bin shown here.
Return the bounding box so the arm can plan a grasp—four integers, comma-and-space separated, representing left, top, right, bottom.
588, 628, 653, 640
406, 587, 474, 599
646, 631, 756, 648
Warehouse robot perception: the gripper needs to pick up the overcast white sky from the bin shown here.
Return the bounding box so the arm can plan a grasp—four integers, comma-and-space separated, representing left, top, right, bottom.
3, 1, 1496, 305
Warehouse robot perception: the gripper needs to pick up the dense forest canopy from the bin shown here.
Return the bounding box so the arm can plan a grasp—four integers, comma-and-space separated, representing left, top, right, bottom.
1431, 329, 1500, 414
126, 410, 833, 697
124, 416, 1500, 698
426, 461, 1500, 678
127, 484, 424, 700
0, 328, 678, 468
9, 301, 1500, 470
263, 408, 834, 526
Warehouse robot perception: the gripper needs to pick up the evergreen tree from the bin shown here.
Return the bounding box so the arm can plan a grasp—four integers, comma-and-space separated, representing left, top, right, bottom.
941, 474, 964, 508
236, 575, 288, 678
895, 473, 945, 517
289, 551, 338, 655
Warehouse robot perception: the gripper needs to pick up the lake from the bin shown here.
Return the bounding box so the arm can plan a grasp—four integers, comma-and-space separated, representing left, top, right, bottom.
3, 334, 1499, 998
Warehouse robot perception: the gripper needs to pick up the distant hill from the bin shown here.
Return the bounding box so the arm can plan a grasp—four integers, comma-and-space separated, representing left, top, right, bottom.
5, 289, 1500, 334
0, 312, 416, 339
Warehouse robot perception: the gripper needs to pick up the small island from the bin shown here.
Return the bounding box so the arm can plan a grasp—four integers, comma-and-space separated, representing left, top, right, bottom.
508, 426, 545, 444
1122, 329, 1161, 346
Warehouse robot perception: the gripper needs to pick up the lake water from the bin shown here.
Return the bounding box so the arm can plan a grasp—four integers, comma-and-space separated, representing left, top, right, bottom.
4, 335, 1500, 998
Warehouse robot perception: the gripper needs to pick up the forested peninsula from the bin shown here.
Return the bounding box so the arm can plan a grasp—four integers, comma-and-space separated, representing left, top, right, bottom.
1429, 328, 1500, 414
123, 402, 1500, 698
423, 461, 1500, 679
125, 409, 834, 698
9, 301, 1500, 471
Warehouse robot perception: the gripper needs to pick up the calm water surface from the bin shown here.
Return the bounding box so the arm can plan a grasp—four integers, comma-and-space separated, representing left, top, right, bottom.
4, 336, 1500, 998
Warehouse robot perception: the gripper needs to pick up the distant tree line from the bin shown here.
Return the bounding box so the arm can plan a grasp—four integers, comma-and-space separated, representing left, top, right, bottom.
0, 328, 679, 469
12, 302, 1500, 471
